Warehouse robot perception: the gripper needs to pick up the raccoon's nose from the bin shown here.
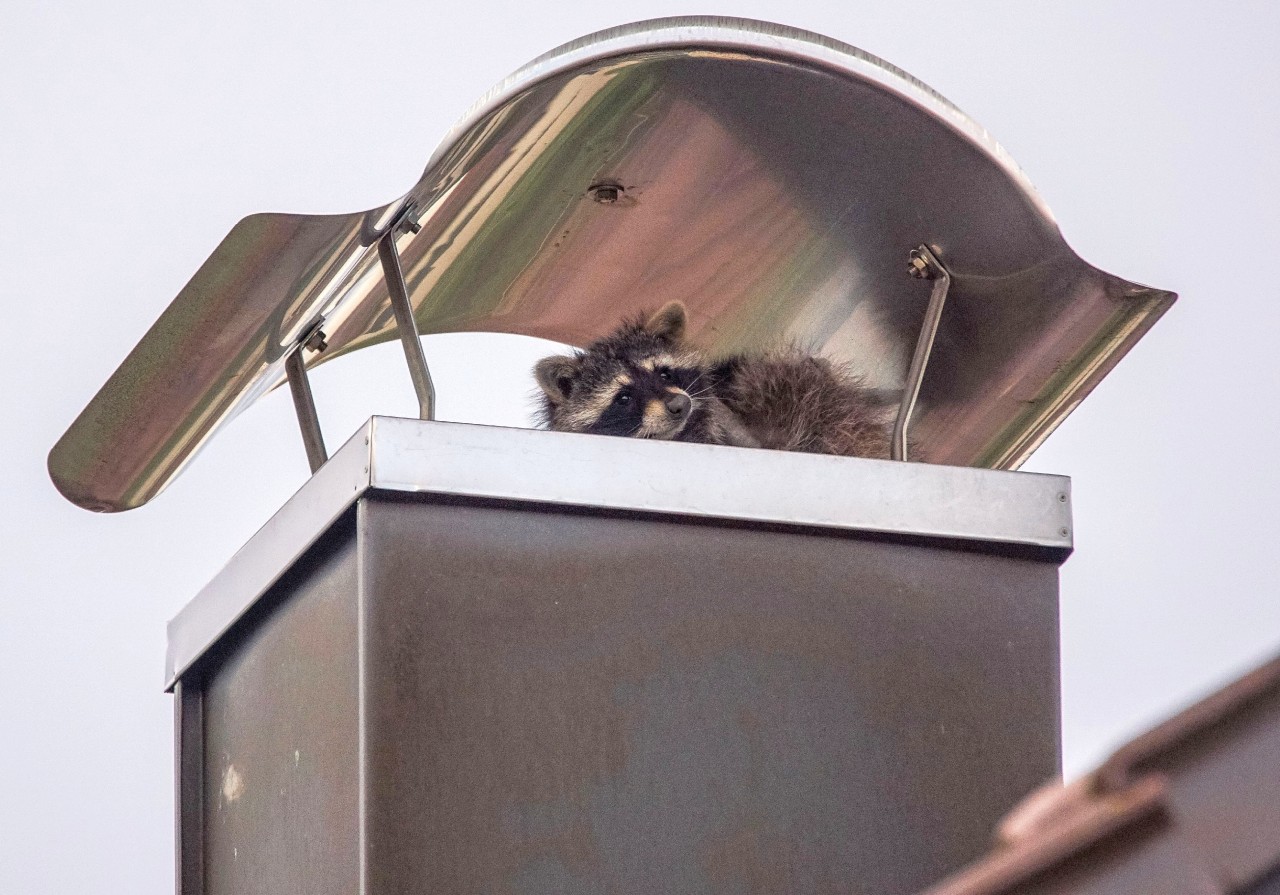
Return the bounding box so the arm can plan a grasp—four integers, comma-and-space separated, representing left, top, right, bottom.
664, 392, 691, 418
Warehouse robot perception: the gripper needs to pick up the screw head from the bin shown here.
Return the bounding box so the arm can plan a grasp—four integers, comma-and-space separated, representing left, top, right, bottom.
305, 329, 328, 353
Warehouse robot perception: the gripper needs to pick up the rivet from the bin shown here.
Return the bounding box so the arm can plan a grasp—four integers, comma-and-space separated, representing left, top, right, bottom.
588, 181, 623, 204
1059, 527, 1070, 537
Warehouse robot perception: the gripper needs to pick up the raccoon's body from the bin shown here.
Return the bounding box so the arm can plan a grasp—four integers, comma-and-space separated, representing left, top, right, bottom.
534, 302, 892, 459
712, 350, 893, 458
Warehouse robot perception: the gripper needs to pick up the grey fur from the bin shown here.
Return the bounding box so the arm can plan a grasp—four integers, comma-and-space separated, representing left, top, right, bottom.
714, 350, 893, 458
534, 302, 892, 458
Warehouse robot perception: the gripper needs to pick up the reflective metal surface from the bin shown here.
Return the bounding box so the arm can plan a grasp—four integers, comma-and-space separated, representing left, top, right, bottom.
49, 17, 1174, 512
166, 416, 1072, 688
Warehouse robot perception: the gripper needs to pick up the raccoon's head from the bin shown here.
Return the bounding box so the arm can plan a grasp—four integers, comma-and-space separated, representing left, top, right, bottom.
534, 302, 709, 440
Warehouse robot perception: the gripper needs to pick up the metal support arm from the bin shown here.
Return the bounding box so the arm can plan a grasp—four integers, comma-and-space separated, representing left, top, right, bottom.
377, 220, 436, 421
892, 245, 952, 461
285, 324, 328, 474
285, 202, 432, 478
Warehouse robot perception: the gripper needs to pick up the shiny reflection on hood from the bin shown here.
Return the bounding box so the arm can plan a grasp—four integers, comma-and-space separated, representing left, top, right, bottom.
48, 17, 1174, 511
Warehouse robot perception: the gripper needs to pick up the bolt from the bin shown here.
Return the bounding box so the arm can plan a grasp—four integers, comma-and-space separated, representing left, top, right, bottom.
305, 329, 328, 353
399, 214, 421, 235
588, 182, 623, 204
396, 202, 421, 234
907, 251, 931, 279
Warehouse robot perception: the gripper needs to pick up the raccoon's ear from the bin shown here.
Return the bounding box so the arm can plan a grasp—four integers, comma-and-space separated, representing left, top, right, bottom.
534, 355, 580, 404
644, 301, 687, 344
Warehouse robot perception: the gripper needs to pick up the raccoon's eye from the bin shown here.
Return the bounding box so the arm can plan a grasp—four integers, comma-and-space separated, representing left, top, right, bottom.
657, 367, 672, 381
614, 391, 633, 405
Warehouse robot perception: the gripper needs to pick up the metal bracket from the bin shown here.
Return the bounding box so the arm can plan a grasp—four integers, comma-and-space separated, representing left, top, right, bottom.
377, 203, 436, 421
892, 245, 952, 461
284, 195, 432, 476
285, 319, 329, 474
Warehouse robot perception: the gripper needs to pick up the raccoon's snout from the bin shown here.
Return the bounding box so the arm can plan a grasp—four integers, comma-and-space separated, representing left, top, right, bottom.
639, 390, 692, 439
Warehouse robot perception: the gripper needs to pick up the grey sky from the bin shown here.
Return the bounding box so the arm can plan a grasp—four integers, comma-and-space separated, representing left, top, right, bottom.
3, 2, 1279, 892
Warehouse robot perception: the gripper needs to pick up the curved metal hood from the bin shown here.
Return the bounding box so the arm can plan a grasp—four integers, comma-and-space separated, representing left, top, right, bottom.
48, 16, 1175, 512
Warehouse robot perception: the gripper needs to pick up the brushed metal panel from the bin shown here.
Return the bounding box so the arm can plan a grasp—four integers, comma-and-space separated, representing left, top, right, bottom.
358, 495, 1060, 894
199, 528, 359, 895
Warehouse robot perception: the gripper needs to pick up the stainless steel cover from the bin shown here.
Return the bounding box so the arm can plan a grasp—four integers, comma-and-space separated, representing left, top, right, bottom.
48, 17, 1174, 512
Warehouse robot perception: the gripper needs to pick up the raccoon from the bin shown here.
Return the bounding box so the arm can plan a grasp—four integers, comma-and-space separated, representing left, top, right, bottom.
534, 302, 893, 459
533, 303, 758, 447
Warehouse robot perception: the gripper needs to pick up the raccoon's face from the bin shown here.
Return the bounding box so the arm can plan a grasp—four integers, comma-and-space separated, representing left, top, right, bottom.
535, 302, 708, 441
